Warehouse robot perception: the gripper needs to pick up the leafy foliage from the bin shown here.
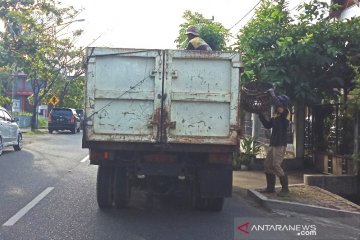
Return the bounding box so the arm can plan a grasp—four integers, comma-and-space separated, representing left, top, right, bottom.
0, 95, 11, 107
0, 0, 85, 129
37, 116, 48, 129
236, 0, 360, 105
348, 59, 360, 109
233, 136, 263, 169
43, 76, 85, 109
60, 77, 84, 109
240, 136, 262, 155
0, 66, 11, 93
175, 10, 230, 51
0, 66, 12, 107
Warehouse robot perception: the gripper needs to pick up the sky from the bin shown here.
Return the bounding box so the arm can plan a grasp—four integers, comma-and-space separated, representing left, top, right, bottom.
59, 0, 308, 49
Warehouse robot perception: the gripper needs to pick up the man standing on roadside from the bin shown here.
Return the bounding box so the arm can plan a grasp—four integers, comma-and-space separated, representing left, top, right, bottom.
258, 92, 290, 196
185, 25, 212, 51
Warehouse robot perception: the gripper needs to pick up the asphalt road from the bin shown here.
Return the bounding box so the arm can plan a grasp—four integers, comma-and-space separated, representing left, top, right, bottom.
0, 131, 359, 240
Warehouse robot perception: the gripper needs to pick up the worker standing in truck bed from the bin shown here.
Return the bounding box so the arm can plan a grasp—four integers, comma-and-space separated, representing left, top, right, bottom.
185, 25, 212, 51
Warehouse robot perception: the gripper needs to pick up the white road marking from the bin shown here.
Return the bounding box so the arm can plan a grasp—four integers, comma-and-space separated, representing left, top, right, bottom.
3, 187, 54, 226
80, 155, 89, 163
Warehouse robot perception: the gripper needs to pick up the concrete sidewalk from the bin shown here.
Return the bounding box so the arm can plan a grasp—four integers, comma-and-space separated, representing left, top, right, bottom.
233, 170, 307, 191
234, 170, 360, 225
231, 169, 309, 202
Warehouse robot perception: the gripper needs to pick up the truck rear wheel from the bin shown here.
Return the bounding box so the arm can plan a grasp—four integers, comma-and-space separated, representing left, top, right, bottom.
193, 197, 207, 210
207, 198, 224, 212
190, 180, 207, 210
114, 167, 130, 208
97, 165, 114, 209
190, 177, 225, 211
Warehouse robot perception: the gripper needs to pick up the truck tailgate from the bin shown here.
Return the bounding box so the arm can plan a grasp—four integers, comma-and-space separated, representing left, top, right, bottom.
164, 50, 240, 145
84, 48, 241, 147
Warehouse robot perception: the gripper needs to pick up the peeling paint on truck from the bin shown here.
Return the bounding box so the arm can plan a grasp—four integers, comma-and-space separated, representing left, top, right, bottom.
83, 48, 241, 150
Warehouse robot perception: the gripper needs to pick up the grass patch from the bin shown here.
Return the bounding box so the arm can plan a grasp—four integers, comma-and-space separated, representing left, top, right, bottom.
23, 129, 47, 135
38, 116, 48, 129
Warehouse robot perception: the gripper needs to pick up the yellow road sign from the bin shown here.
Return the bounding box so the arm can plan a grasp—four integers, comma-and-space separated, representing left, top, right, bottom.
49, 96, 59, 105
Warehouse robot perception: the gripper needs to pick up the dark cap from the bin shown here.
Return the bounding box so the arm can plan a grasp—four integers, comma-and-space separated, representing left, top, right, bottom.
277, 95, 289, 109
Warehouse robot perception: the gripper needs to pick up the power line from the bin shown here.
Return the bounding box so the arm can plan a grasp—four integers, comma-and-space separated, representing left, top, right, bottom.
228, 0, 307, 40
289, 0, 306, 13
243, 12, 256, 27
229, 1, 261, 30
231, 0, 306, 36
228, 12, 256, 40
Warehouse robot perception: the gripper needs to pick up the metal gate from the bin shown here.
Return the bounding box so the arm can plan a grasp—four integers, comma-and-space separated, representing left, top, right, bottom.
305, 103, 353, 173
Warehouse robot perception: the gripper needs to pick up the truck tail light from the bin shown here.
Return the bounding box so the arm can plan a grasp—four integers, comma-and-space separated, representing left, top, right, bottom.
90, 150, 110, 161
208, 153, 232, 165
70, 115, 75, 123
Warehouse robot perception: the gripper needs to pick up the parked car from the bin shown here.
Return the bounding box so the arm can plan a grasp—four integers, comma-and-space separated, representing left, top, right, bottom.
75, 109, 84, 129
0, 106, 22, 156
48, 107, 80, 134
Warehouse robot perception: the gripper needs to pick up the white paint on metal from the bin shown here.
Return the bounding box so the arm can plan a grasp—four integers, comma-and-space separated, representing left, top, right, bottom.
84, 48, 241, 146
165, 50, 240, 144
80, 155, 89, 163
86, 48, 162, 143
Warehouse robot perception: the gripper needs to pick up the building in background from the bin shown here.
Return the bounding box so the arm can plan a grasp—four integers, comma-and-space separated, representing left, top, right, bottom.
6, 72, 33, 113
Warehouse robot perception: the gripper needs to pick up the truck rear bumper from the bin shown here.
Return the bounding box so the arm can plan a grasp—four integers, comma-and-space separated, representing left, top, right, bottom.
88, 148, 234, 198
83, 140, 237, 153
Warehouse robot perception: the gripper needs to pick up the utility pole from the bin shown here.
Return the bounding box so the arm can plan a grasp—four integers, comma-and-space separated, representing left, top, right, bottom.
11, 65, 17, 113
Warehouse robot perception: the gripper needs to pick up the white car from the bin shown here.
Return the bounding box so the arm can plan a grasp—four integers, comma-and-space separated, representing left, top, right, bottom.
0, 106, 22, 156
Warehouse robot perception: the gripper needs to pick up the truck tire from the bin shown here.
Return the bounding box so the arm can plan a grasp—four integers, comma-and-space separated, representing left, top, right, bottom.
207, 198, 224, 212
190, 180, 207, 210
113, 167, 130, 208
193, 196, 207, 211
96, 165, 114, 209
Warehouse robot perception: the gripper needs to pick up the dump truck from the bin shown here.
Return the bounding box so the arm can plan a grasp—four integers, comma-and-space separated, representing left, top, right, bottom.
83, 48, 242, 211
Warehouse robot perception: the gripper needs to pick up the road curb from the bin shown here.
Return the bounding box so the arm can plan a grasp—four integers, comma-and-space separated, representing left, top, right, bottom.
247, 189, 360, 227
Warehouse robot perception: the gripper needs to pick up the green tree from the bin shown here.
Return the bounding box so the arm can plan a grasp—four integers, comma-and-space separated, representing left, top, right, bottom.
237, 0, 360, 104
0, 66, 11, 94
175, 10, 230, 51
0, 0, 84, 129
0, 66, 13, 108
347, 42, 360, 109
0, 95, 11, 107
61, 77, 84, 109
44, 75, 85, 109
236, 0, 360, 160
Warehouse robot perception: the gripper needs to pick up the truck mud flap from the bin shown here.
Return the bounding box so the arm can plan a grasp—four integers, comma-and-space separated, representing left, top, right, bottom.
198, 166, 233, 198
